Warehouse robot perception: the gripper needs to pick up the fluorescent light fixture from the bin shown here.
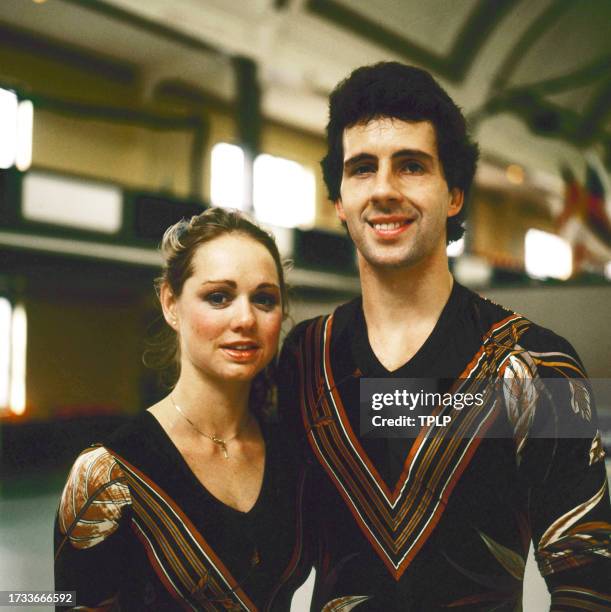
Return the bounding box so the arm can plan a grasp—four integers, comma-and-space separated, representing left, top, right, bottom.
9, 303, 27, 415
605, 261, 611, 281
447, 237, 465, 258
22, 171, 122, 233
0, 88, 18, 169
16, 99, 33, 171
0, 297, 11, 409
253, 154, 316, 228
210, 143, 246, 210
525, 229, 572, 280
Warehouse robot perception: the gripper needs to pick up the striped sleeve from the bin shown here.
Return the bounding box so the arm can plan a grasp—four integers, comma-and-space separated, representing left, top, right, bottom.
512, 328, 611, 607
57, 446, 131, 550
550, 585, 611, 611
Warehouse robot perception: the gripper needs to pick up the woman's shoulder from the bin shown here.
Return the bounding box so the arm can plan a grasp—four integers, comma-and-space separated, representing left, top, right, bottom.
57, 445, 131, 550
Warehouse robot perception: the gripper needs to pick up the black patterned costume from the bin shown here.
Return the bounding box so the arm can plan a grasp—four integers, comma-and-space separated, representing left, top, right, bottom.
279, 281, 611, 611
54, 412, 312, 611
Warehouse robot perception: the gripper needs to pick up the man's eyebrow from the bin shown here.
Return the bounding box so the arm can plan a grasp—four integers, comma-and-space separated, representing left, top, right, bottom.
200, 280, 237, 287
392, 148, 435, 162
343, 153, 375, 169
343, 149, 435, 169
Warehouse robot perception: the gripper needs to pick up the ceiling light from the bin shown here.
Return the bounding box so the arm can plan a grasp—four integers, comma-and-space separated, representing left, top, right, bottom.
506, 164, 524, 185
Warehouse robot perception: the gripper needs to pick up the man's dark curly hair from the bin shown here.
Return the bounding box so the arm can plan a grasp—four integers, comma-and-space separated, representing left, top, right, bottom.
321, 62, 479, 243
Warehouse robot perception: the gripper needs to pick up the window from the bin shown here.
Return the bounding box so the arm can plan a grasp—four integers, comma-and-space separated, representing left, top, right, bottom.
22, 171, 122, 233
524, 229, 572, 280
253, 154, 315, 228
210, 143, 246, 210
0, 298, 27, 416
0, 88, 33, 171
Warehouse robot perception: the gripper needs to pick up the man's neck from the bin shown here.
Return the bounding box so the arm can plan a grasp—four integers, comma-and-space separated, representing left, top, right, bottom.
358, 253, 454, 371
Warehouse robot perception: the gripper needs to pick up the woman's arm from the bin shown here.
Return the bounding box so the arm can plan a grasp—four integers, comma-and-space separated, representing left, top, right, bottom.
54, 446, 131, 611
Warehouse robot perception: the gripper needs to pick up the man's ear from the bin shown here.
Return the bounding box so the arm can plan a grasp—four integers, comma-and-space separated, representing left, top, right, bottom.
447, 188, 464, 218
335, 199, 346, 222
160, 283, 178, 329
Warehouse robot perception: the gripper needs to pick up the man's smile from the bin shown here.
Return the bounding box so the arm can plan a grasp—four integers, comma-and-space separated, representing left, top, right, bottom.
366, 215, 415, 237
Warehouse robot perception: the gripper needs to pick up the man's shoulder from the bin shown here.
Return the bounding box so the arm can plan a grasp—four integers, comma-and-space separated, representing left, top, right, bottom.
458, 283, 515, 328
458, 284, 582, 366
514, 318, 583, 370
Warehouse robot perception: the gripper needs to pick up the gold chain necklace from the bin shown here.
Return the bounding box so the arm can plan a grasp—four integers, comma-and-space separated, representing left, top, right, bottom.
170, 395, 247, 459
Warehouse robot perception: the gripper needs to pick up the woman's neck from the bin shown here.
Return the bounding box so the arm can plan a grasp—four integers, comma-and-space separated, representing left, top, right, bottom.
170, 368, 252, 438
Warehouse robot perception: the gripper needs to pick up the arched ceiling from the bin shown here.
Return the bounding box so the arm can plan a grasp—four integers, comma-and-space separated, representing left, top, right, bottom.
1, 0, 610, 176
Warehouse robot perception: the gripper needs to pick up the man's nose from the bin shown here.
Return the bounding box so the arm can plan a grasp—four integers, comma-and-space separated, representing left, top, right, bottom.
371, 165, 402, 204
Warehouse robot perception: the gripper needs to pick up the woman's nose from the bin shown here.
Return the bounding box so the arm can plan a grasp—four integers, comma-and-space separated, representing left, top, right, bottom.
231, 298, 256, 330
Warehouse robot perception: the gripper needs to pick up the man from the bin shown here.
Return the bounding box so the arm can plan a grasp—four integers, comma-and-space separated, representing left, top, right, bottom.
279, 62, 611, 610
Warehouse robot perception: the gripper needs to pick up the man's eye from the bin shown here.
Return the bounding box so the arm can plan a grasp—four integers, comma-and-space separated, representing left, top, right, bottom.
403, 161, 424, 174
253, 293, 278, 310
353, 164, 375, 175
205, 292, 230, 307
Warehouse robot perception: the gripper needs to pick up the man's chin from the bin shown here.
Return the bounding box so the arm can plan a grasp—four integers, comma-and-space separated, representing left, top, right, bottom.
358, 249, 421, 271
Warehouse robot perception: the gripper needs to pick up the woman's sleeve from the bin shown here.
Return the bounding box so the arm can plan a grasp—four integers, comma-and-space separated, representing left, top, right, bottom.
54, 446, 132, 610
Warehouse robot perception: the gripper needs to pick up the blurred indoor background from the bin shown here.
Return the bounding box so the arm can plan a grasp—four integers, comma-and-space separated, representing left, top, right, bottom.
1, 0, 610, 609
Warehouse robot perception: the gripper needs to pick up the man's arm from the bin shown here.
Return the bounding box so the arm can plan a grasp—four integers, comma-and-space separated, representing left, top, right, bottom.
504, 328, 611, 610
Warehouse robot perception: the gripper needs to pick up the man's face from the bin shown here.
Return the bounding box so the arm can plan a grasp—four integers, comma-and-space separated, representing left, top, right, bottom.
335, 117, 463, 270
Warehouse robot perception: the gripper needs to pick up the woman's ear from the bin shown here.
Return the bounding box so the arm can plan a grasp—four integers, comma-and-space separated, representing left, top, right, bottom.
160, 283, 178, 329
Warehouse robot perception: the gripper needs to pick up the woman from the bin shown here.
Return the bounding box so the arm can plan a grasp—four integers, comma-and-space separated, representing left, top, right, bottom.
54, 208, 311, 611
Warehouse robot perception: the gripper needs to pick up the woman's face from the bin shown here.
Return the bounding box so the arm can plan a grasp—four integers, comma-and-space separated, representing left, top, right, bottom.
163, 233, 283, 386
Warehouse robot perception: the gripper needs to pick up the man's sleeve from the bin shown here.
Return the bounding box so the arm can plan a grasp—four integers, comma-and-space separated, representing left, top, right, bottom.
277, 320, 311, 448
505, 328, 611, 610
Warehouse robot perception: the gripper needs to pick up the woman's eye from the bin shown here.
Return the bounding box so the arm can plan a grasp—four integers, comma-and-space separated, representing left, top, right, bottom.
253, 293, 278, 310
205, 292, 230, 307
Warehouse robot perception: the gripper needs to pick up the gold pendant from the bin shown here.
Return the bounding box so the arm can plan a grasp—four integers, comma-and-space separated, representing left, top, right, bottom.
212, 436, 229, 459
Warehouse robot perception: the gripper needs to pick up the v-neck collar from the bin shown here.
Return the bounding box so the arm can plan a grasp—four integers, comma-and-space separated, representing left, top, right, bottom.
296, 308, 527, 579
144, 410, 270, 518
351, 280, 467, 378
